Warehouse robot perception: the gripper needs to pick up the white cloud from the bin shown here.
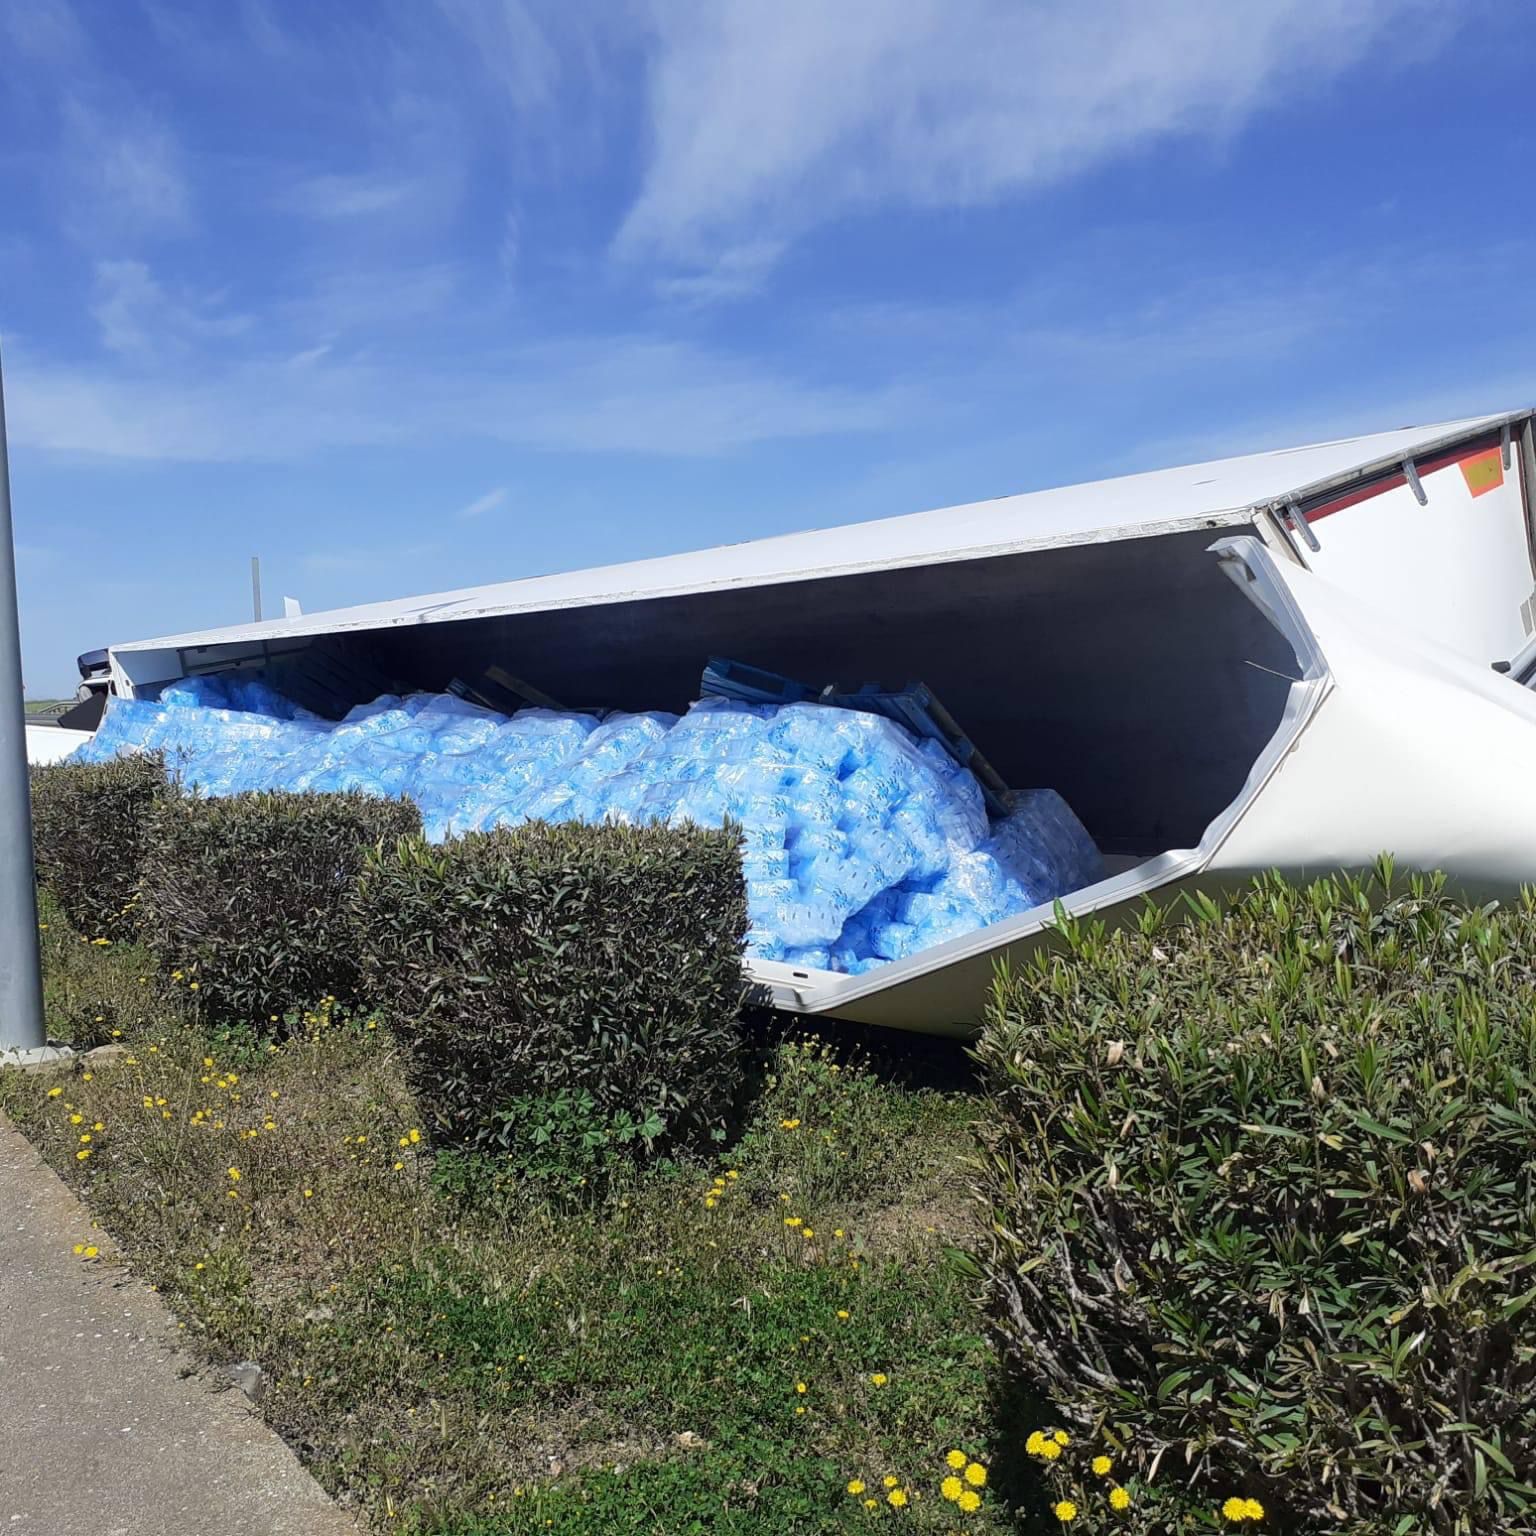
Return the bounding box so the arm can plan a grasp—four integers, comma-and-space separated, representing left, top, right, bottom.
619, 0, 1452, 261
91, 261, 251, 359
6, 322, 899, 463
655, 240, 784, 306
277, 171, 423, 220
457, 486, 509, 519
61, 100, 192, 240
0, 0, 85, 63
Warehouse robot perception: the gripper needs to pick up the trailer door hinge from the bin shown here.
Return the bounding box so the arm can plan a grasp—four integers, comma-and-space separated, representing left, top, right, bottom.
1503, 421, 1513, 471
1404, 459, 1427, 506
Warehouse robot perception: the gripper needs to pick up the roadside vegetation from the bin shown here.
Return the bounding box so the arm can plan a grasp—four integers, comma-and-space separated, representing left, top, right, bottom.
5, 894, 1002, 1534
13, 757, 1536, 1534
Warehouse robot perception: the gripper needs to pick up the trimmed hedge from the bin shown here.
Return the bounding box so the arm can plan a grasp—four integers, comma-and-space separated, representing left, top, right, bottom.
139, 790, 421, 1029
974, 865, 1536, 1535
30, 752, 169, 940
351, 821, 750, 1154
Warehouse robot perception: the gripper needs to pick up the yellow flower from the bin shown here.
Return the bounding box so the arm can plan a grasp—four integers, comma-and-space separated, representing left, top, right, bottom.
83, 1245, 98, 1258
836, 1309, 850, 1320
227, 1168, 240, 1181
1025, 1431, 1046, 1456
1054, 1500, 1077, 1522
785, 1216, 802, 1228
1109, 1487, 1132, 1511
726, 1169, 739, 1180
941, 1476, 964, 1501
303, 1188, 314, 1199
73, 1243, 84, 1254
70, 1113, 83, 1125
863, 1499, 877, 1511
802, 1228, 814, 1240
76, 1150, 91, 1161
883, 1475, 899, 1489
226, 1189, 239, 1199
1092, 1455, 1113, 1477
846, 1479, 865, 1496
47, 1087, 62, 1098
78, 1133, 91, 1144
795, 1382, 808, 1394
958, 1490, 981, 1514
1040, 1440, 1062, 1462
704, 1197, 717, 1209
1243, 1500, 1265, 1522
780, 1118, 800, 1129
1054, 1430, 1070, 1447
409, 1128, 421, 1143
1222, 1498, 1248, 1522
870, 1373, 888, 1387
887, 1489, 908, 1508
393, 1160, 405, 1171
945, 1450, 967, 1470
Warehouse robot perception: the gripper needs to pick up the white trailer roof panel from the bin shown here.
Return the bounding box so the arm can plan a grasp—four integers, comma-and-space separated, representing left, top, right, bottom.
113, 412, 1516, 655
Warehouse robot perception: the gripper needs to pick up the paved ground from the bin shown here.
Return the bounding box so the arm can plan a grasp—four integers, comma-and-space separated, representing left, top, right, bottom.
0, 1113, 358, 1536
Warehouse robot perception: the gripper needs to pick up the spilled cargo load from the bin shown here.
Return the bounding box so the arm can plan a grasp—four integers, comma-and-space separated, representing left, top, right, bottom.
72, 675, 1102, 974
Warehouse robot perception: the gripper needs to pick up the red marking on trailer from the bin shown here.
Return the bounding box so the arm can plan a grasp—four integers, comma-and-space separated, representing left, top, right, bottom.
1305, 436, 1508, 523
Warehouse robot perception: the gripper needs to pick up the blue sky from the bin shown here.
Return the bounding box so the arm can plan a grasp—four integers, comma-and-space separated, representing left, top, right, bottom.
2, 0, 1534, 695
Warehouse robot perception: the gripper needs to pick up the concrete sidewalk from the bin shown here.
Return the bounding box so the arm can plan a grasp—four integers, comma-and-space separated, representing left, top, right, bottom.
0, 1113, 357, 1536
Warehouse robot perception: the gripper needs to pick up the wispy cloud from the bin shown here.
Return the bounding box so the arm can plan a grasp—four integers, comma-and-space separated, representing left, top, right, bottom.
457, 486, 509, 519
92, 260, 251, 359
619, 0, 1453, 262
7, 262, 903, 462
654, 240, 785, 307
276, 171, 424, 220
2, 2, 195, 246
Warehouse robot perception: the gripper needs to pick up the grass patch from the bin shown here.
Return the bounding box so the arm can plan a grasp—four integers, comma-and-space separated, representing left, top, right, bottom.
2, 901, 1005, 1533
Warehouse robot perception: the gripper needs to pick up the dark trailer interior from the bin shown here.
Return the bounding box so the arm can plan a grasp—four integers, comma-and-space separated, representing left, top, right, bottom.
174, 527, 1298, 865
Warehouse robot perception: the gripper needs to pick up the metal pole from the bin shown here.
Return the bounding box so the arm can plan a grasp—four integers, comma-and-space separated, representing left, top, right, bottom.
251, 556, 262, 622
0, 339, 47, 1053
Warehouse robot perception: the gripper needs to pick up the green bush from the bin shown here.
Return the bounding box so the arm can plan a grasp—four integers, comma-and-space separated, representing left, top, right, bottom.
974, 864, 1536, 1535
351, 821, 749, 1154
30, 752, 169, 940
35, 889, 190, 1049
139, 790, 420, 1029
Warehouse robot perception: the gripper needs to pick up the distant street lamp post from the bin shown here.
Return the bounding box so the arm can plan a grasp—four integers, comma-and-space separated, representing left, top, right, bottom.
0, 339, 47, 1055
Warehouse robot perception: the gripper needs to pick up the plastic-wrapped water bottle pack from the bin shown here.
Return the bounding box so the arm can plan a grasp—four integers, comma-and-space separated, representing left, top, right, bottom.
72, 676, 1103, 974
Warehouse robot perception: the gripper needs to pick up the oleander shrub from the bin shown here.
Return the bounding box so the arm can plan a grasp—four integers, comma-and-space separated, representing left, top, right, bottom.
30, 751, 169, 940
139, 790, 420, 1029
351, 821, 750, 1156
974, 863, 1536, 1535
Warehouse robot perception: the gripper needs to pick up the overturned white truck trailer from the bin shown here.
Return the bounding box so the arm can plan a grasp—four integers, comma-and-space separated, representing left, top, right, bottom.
101, 410, 1536, 1034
